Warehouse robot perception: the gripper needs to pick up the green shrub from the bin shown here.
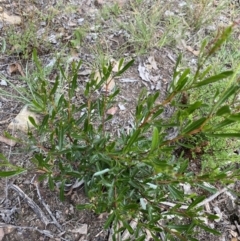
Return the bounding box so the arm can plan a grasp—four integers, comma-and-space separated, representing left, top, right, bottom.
1, 25, 240, 240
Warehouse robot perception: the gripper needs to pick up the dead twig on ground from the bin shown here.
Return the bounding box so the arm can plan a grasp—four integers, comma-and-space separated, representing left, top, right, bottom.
8, 184, 50, 226
0, 118, 11, 125
0, 222, 54, 238
0, 222, 69, 240
34, 182, 63, 231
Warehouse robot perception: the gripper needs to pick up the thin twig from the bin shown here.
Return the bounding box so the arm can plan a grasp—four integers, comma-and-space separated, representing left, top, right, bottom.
0, 222, 69, 241
0, 118, 11, 125
8, 184, 50, 226
0, 222, 54, 238
34, 182, 63, 231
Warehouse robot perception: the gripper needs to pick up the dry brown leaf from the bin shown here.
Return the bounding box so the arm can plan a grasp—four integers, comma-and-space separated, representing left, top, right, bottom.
8, 105, 39, 133
111, 59, 122, 72
106, 106, 118, 115
147, 56, 158, 70
230, 230, 238, 238
94, 71, 115, 92
104, 78, 115, 92
0, 12, 21, 25
185, 45, 199, 56
7, 63, 25, 76
0, 136, 16, 146
70, 49, 79, 57
138, 63, 150, 82
70, 224, 88, 234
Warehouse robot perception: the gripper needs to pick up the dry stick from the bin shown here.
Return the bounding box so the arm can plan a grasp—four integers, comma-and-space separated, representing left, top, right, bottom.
34, 182, 63, 231
8, 184, 50, 226
234, 220, 240, 234
0, 118, 11, 125
0, 222, 54, 238
0, 222, 69, 241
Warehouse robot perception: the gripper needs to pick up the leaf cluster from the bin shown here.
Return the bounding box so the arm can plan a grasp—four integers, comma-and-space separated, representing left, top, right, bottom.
1, 25, 240, 240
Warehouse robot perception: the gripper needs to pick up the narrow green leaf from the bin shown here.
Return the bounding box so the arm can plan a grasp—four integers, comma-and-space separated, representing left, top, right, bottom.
65, 171, 82, 178
207, 26, 232, 56
167, 225, 191, 232
32, 99, 44, 112
175, 69, 190, 91
136, 235, 146, 241
152, 108, 164, 120
178, 159, 189, 173
70, 71, 78, 97
186, 101, 203, 114
48, 175, 54, 190
118, 58, 124, 71
28, 116, 38, 128
39, 114, 49, 133
0, 153, 8, 162
183, 117, 207, 134
197, 183, 217, 193
187, 196, 205, 210
76, 203, 93, 211
210, 119, 234, 130
198, 224, 220, 235
3, 132, 19, 143
199, 65, 212, 80
104, 212, 115, 229
216, 105, 231, 116
200, 38, 208, 54
93, 168, 110, 177
194, 71, 233, 87
228, 113, 240, 121
173, 54, 182, 79
58, 124, 64, 150
76, 113, 87, 125
50, 77, 59, 96
168, 185, 184, 201
114, 59, 134, 77
0, 169, 25, 177
151, 127, 159, 152
121, 219, 134, 235
59, 66, 67, 80
59, 179, 65, 201
124, 129, 141, 151
32, 48, 42, 71
206, 133, 240, 138
207, 214, 220, 220
214, 85, 238, 110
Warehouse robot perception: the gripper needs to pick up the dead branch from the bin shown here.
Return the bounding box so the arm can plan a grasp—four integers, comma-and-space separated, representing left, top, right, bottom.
8, 184, 50, 226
